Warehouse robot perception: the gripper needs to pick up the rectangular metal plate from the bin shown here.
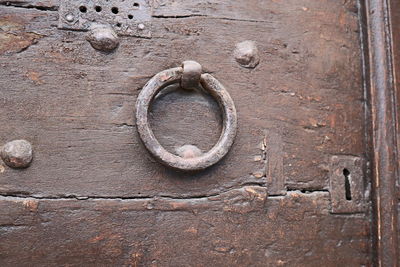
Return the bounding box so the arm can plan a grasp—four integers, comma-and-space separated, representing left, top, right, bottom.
329, 155, 365, 213
58, 0, 152, 37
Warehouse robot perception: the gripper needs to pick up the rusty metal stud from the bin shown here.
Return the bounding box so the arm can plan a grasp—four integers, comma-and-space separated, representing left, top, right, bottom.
234, 40, 260, 68
136, 61, 237, 171
181, 60, 202, 90
86, 24, 119, 52
1, 140, 33, 169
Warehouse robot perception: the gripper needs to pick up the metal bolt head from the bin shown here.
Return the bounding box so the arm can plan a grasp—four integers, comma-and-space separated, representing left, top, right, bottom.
65, 14, 75, 22
86, 24, 119, 52
1, 140, 33, 169
176, 145, 202, 159
234, 40, 260, 69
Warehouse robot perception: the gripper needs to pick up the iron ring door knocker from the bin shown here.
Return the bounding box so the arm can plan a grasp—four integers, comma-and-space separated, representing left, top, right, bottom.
136, 61, 237, 171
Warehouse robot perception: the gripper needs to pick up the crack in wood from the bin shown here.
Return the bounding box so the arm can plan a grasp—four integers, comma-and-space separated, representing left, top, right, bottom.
152, 14, 206, 19
0, 186, 331, 201
0, 2, 57, 11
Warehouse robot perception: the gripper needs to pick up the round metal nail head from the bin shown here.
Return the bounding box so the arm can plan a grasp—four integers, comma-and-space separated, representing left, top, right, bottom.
1, 140, 33, 168
234, 40, 260, 68
86, 24, 119, 52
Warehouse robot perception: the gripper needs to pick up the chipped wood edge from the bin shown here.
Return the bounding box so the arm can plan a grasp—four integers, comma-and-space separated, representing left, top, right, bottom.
365, 0, 399, 265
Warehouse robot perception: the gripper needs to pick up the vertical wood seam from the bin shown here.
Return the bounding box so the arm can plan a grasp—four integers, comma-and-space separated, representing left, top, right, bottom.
366, 0, 399, 265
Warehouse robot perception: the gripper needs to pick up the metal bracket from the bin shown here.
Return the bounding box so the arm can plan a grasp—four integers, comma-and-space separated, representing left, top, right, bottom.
58, 0, 151, 38
181, 61, 202, 90
329, 155, 365, 214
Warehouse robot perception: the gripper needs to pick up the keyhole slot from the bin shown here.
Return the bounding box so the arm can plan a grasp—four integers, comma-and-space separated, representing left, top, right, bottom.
343, 168, 352, 201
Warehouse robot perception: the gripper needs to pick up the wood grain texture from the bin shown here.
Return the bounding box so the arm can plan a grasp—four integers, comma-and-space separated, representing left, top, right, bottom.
0, 0, 56, 9
0, 190, 371, 266
390, 0, 400, 188
0, 0, 366, 197
366, 0, 399, 265
389, 0, 400, 264
264, 130, 285, 195
0, 0, 373, 265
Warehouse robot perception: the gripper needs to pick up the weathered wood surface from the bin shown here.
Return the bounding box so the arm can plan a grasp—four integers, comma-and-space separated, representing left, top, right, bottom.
391, 0, 400, 189
0, 0, 365, 197
0, 189, 371, 266
390, 0, 400, 264
0, 0, 372, 265
366, 0, 400, 265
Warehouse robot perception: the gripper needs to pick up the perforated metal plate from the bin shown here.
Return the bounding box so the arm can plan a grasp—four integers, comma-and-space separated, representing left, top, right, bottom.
58, 0, 152, 37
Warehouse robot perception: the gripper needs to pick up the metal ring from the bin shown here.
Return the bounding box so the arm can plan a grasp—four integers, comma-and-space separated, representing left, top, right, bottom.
136, 65, 237, 171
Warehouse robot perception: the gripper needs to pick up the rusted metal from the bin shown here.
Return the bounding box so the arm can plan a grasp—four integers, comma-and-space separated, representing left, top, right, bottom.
181, 60, 202, 90
233, 40, 259, 69
365, 0, 399, 265
86, 24, 119, 52
0, 140, 33, 168
136, 61, 237, 171
329, 155, 365, 214
58, 0, 151, 38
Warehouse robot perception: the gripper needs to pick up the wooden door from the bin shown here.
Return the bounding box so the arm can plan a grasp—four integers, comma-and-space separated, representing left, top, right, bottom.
0, 0, 397, 266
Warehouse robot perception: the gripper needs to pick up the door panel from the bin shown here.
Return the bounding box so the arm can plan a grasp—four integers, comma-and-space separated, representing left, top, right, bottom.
0, 0, 365, 197
0, 0, 371, 265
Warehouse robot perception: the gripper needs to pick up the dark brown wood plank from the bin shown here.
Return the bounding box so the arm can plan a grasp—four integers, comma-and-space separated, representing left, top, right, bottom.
390, 0, 400, 264
391, 0, 400, 188
366, 0, 399, 265
390, 0, 400, 261
0, 189, 371, 266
